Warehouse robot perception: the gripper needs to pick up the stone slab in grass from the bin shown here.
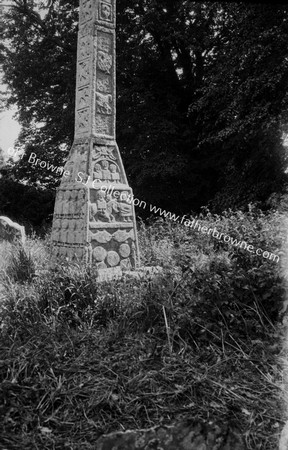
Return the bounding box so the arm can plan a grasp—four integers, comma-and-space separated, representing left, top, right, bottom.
96, 265, 162, 282
95, 419, 245, 449
0, 216, 25, 245
122, 265, 163, 280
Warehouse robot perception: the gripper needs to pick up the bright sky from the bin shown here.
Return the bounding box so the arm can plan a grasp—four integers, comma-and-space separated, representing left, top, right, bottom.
0, 107, 21, 156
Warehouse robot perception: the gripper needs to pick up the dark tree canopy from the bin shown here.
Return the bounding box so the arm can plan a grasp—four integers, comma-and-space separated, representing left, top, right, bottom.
0, 0, 288, 224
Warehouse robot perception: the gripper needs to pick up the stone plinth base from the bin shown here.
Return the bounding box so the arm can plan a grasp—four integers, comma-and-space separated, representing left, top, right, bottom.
96, 266, 163, 282
96, 266, 123, 282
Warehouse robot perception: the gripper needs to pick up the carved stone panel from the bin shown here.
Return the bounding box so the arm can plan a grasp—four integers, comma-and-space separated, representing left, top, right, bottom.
95, 115, 112, 135
96, 75, 112, 94
92, 160, 121, 183
89, 188, 133, 224
72, 141, 90, 179
89, 226, 136, 268
79, 22, 93, 37
79, 35, 91, 61
99, 2, 112, 22
76, 109, 90, 134
98, 34, 112, 53
78, 60, 90, 87
95, 31, 114, 136
96, 92, 112, 115
92, 145, 116, 161
78, 87, 90, 109
97, 51, 112, 75
79, 0, 92, 24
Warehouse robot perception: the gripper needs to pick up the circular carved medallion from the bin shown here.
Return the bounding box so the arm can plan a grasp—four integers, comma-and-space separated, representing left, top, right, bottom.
106, 251, 120, 267
93, 246, 107, 262
119, 243, 130, 258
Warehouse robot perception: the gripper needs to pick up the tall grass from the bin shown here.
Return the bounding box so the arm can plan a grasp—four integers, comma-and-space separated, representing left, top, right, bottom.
0, 207, 286, 449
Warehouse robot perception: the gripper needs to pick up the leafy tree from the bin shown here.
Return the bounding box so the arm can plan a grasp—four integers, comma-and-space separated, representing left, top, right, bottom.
116, 1, 288, 212
0, 0, 78, 189
0, 0, 288, 221
116, 1, 227, 212
190, 3, 288, 210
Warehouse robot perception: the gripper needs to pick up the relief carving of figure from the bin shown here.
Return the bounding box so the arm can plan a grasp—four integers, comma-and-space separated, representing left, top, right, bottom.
60, 219, 69, 243
101, 160, 111, 181
69, 190, 77, 216
110, 164, 120, 182
77, 156, 87, 176
55, 190, 64, 216
75, 189, 86, 217
95, 190, 111, 222
98, 51, 112, 74
63, 191, 71, 217
96, 92, 112, 115
98, 36, 111, 53
75, 222, 84, 245
67, 220, 76, 244
106, 194, 118, 221
75, 246, 84, 259
117, 191, 133, 222
93, 163, 103, 180
96, 77, 111, 94
52, 219, 61, 242
90, 202, 98, 221
90, 191, 115, 222
95, 116, 111, 135
100, 2, 112, 21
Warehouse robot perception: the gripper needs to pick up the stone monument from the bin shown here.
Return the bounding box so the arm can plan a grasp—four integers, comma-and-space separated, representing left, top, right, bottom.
51, 0, 140, 272
0, 216, 26, 245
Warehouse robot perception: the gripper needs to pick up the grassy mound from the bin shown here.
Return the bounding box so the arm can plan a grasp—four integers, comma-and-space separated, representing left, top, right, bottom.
0, 206, 286, 449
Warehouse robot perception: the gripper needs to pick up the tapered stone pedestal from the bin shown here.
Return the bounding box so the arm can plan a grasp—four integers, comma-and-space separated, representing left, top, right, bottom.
51, 0, 140, 272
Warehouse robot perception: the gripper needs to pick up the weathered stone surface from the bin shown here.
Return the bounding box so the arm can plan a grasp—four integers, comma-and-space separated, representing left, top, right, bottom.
96, 266, 122, 282
123, 265, 163, 280
51, 0, 140, 270
0, 216, 25, 245
95, 419, 246, 450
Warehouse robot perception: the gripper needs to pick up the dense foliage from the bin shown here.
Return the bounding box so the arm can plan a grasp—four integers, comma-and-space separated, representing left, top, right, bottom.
0, 1, 288, 222
0, 207, 285, 449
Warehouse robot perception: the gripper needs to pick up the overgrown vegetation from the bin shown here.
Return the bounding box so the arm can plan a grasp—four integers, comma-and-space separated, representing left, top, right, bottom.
0, 208, 287, 449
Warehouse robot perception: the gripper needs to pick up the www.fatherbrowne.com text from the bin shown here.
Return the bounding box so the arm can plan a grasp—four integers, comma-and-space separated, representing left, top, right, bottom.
24, 154, 279, 264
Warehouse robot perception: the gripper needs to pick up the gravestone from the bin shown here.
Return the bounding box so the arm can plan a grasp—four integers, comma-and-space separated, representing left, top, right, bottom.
94, 419, 246, 449
0, 216, 26, 245
51, 0, 140, 272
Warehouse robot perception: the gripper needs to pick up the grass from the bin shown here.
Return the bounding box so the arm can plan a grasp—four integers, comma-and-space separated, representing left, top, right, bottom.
0, 206, 287, 449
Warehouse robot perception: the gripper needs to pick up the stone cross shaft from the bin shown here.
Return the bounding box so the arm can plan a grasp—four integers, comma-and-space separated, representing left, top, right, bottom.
51, 0, 140, 270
